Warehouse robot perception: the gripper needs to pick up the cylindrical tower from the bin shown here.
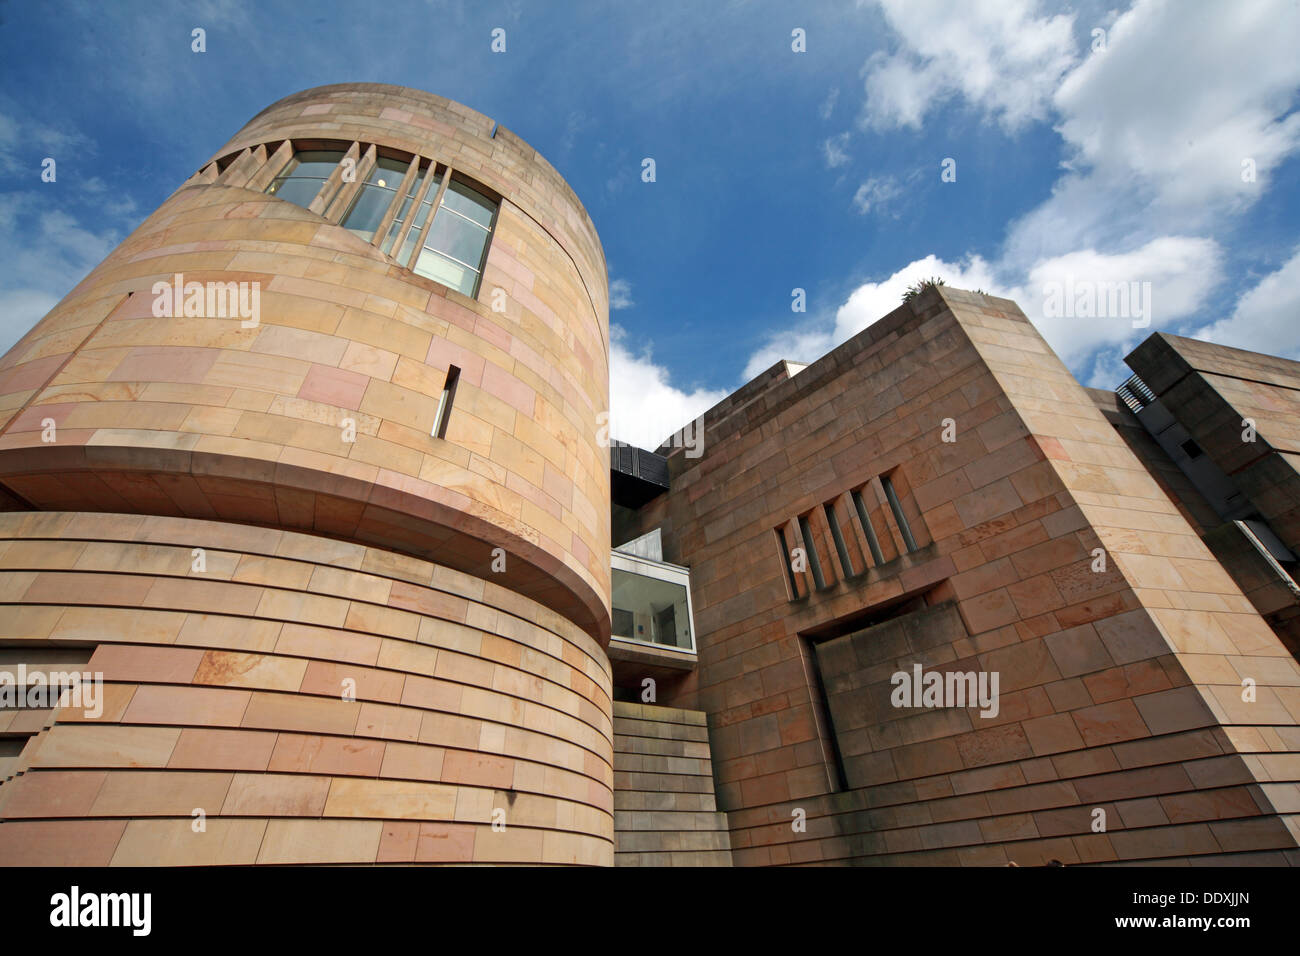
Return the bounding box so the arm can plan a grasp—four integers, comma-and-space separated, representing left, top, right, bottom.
0, 84, 613, 866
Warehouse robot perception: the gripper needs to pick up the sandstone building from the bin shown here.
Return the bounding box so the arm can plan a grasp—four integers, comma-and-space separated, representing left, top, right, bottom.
0, 84, 1297, 866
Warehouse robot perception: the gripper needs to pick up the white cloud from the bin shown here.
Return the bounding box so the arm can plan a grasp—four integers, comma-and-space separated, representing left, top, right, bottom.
1054, 0, 1300, 216
819, 86, 840, 120
832, 254, 1000, 343
742, 254, 999, 380
609, 278, 634, 310
822, 132, 851, 168
1006, 237, 1225, 377
861, 0, 1077, 132
851, 176, 902, 214
1194, 246, 1300, 359
609, 327, 728, 449
1005, 0, 1300, 266
0, 196, 123, 356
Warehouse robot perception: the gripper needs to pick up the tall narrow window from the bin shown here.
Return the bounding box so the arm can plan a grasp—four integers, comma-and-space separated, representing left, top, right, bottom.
797, 513, 826, 590
433, 365, 460, 439
382, 163, 432, 256
342, 156, 411, 242
823, 502, 854, 577
881, 474, 918, 553
851, 488, 885, 566
775, 526, 800, 599
266, 150, 344, 209
396, 168, 444, 264
414, 178, 497, 298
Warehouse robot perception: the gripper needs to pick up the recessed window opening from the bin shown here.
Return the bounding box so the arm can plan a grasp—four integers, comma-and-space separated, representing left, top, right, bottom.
881, 474, 918, 553
823, 502, 854, 577
798, 513, 826, 590
433, 365, 460, 439
266, 149, 344, 208
776, 526, 800, 598
850, 488, 885, 566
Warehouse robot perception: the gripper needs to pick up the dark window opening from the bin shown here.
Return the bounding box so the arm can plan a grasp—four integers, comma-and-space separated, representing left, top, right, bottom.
824, 501, 855, 577
433, 365, 460, 440
851, 487, 886, 566
798, 513, 827, 589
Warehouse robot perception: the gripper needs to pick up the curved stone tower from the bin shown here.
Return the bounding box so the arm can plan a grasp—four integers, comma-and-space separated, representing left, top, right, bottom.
0, 84, 613, 866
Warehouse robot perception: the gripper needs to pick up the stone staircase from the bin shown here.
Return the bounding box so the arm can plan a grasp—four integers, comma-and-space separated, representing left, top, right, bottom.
612, 701, 733, 866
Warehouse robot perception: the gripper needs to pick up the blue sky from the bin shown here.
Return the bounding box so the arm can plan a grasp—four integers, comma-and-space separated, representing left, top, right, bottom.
2, 0, 1298, 448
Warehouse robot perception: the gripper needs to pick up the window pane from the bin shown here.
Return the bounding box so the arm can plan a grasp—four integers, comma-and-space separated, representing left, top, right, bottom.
425, 210, 488, 269
342, 185, 396, 242
441, 179, 495, 228
267, 176, 327, 208
413, 249, 474, 295
287, 150, 344, 179
611, 567, 691, 649
382, 169, 429, 255
366, 157, 408, 188
266, 150, 344, 210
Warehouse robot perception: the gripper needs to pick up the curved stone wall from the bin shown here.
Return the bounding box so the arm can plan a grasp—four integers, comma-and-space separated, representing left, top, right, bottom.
0, 83, 611, 643
0, 511, 613, 865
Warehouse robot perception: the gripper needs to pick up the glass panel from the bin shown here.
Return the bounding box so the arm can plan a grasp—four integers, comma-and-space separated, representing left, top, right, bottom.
425, 210, 489, 269
381, 168, 427, 255
366, 157, 408, 188
611, 567, 692, 649
288, 150, 345, 179
442, 179, 495, 228
413, 249, 475, 295
342, 185, 395, 242
266, 150, 345, 210
267, 176, 327, 208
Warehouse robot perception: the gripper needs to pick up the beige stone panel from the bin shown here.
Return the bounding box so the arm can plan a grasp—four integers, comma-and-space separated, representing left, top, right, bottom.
339, 341, 398, 381
254, 588, 350, 628
55, 682, 138, 723
29, 725, 180, 768
0, 820, 127, 866
257, 819, 382, 864
176, 613, 283, 652
193, 650, 309, 691
337, 308, 431, 362
222, 772, 331, 815
168, 728, 278, 770
111, 818, 267, 866
0, 539, 89, 569
241, 691, 360, 736
124, 685, 252, 726
275, 621, 380, 665
324, 776, 458, 820
91, 770, 234, 816
230, 553, 315, 589
0, 604, 64, 639
356, 701, 422, 741
342, 601, 421, 642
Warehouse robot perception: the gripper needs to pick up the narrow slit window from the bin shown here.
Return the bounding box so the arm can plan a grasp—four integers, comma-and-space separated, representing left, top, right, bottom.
775, 526, 800, 599
798, 513, 826, 590
851, 488, 885, 566
823, 502, 854, 577
881, 474, 918, 553
433, 365, 460, 439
